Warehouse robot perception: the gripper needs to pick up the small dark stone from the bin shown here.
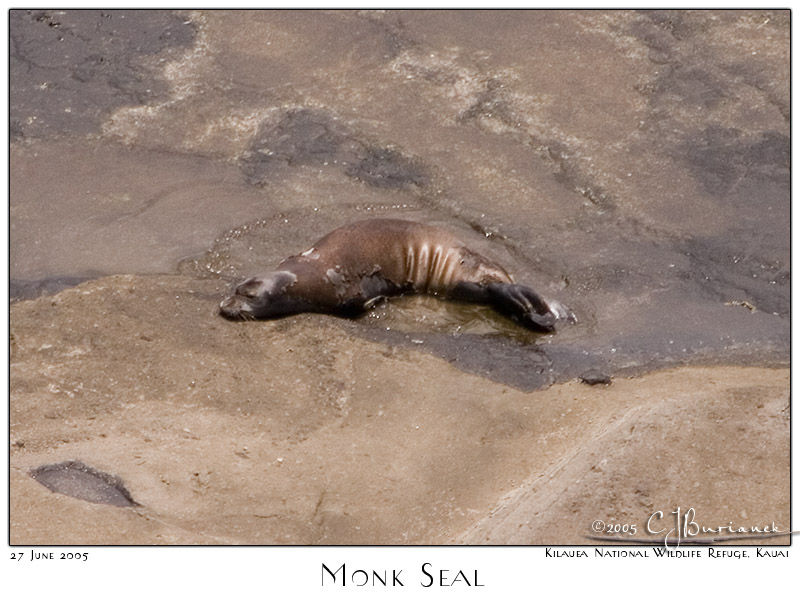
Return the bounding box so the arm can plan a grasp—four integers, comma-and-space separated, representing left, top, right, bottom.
579, 370, 612, 386
30, 460, 139, 507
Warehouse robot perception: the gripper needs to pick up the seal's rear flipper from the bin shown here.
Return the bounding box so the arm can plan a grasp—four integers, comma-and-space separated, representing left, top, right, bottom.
486, 283, 572, 332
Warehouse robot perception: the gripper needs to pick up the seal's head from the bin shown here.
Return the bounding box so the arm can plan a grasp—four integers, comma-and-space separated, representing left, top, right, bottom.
219, 271, 297, 320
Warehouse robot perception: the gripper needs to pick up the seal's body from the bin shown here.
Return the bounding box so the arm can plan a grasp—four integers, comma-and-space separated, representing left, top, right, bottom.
220, 219, 572, 331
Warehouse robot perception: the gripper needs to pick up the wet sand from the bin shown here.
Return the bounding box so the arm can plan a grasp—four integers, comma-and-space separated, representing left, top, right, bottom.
9, 10, 789, 544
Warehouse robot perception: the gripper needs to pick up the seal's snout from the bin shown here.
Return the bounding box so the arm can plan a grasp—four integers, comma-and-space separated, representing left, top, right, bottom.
219, 295, 248, 320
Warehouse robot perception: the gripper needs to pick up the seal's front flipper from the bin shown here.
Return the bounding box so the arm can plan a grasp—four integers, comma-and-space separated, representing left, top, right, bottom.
487, 283, 571, 332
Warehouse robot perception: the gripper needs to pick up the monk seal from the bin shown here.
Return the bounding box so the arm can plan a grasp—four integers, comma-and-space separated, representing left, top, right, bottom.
219, 219, 573, 331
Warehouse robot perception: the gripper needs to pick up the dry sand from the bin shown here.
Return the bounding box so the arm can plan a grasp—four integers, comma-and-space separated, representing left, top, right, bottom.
10, 275, 789, 545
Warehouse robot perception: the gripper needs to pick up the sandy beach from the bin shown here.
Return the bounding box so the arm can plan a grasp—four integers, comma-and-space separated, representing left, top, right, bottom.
10, 276, 789, 545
